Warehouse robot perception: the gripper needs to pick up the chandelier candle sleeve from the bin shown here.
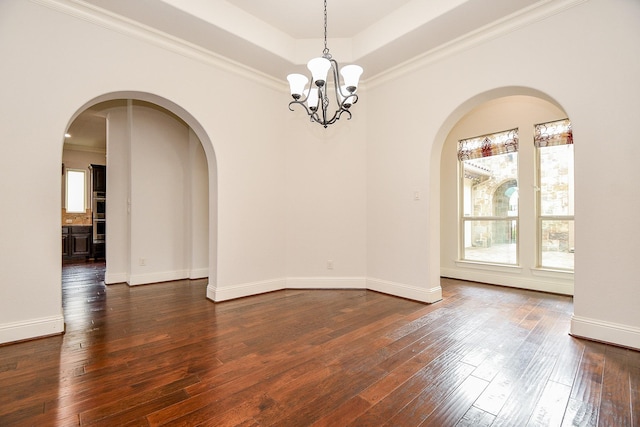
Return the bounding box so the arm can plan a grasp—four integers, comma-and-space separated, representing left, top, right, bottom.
286, 0, 363, 128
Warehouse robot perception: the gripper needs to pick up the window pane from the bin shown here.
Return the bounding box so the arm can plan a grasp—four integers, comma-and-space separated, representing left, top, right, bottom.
66, 170, 85, 213
541, 219, 574, 270
463, 220, 518, 265
539, 144, 574, 216
463, 153, 518, 217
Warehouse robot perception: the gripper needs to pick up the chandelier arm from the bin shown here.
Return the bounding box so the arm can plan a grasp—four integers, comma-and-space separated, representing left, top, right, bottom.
288, 100, 312, 116
322, 102, 351, 127
329, 59, 345, 109
310, 110, 323, 126
332, 108, 352, 124
320, 86, 329, 127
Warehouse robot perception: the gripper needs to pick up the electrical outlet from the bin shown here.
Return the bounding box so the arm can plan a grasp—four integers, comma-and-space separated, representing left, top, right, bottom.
327, 260, 333, 270
139, 258, 146, 266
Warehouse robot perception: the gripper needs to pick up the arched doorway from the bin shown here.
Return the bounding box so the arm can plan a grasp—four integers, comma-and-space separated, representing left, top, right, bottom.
63, 92, 218, 293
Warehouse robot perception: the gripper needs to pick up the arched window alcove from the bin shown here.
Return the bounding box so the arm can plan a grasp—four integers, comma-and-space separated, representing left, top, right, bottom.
429, 87, 574, 296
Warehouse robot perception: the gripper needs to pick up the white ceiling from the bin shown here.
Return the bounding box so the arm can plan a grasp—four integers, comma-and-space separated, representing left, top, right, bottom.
66, 0, 545, 149
226, 0, 416, 39
79, 0, 544, 78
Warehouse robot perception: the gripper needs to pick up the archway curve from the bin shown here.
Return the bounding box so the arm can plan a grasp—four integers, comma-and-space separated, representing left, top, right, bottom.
427, 86, 569, 294
63, 90, 218, 292
66, 91, 218, 175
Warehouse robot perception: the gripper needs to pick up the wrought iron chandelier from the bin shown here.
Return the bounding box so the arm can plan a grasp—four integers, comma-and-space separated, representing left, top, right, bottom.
286, 0, 363, 128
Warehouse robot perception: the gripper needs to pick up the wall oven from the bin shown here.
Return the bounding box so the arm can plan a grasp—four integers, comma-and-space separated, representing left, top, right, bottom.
92, 191, 106, 243
92, 192, 106, 219
93, 220, 105, 242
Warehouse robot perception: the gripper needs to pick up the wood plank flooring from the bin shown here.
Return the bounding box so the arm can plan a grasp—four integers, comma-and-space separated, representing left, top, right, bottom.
1, 261, 639, 426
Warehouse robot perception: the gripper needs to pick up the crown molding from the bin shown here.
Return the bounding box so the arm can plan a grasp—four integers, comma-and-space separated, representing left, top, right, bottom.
365, 0, 589, 88
63, 142, 106, 154
29, 0, 286, 91
29, 0, 587, 94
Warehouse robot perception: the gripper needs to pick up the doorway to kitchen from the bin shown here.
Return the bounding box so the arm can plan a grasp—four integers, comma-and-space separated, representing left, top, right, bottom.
62, 106, 108, 265
63, 94, 216, 289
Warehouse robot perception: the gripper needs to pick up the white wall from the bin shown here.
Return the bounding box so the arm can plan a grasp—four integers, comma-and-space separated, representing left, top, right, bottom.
284, 103, 368, 289
440, 96, 571, 294
367, 0, 640, 348
188, 129, 210, 279
129, 102, 195, 284
105, 106, 130, 282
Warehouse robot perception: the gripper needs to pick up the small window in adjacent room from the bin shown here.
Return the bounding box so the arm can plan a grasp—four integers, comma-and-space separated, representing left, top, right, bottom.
66, 169, 86, 213
458, 128, 519, 265
535, 118, 574, 271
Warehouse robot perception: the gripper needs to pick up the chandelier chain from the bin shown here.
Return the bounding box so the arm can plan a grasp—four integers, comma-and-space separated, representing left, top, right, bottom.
323, 0, 330, 57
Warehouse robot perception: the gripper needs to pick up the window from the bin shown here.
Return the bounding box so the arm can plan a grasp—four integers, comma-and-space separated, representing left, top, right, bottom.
535, 119, 574, 270
66, 169, 86, 213
458, 129, 519, 265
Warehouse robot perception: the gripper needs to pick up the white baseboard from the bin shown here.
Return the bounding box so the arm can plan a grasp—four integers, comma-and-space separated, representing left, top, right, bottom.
208, 278, 286, 302
286, 277, 367, 289
207, 276, 440, 304
0, 315, 65, 345
189, 268, 209, 279
367, 277, 442, 303
105, 272, 128, 285
441, 266, 574, 295
571, 315, 640, 351
128, 269, 189, 286
106, 269, 208, 284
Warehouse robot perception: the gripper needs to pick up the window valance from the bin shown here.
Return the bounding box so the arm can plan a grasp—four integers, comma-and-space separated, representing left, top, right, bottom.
457, 128, 519, 161
534, 118, 572, 148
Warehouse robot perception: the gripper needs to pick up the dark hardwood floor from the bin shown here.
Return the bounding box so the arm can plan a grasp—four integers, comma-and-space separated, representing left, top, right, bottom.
1, 262, 639, 426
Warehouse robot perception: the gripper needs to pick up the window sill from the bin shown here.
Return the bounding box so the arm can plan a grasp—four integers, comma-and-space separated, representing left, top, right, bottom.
455, 260, 523, 274
530, 267, 574, 279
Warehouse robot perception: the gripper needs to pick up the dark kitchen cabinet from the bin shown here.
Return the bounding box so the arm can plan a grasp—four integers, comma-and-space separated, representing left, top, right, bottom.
62, 226, 92, 260
62, 227, 71, 258
93, 241, 105, 260
90, 164, 106, 193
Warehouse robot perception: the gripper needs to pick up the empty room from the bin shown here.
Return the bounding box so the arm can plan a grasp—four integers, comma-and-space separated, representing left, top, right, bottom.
1, 0, 639, 425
